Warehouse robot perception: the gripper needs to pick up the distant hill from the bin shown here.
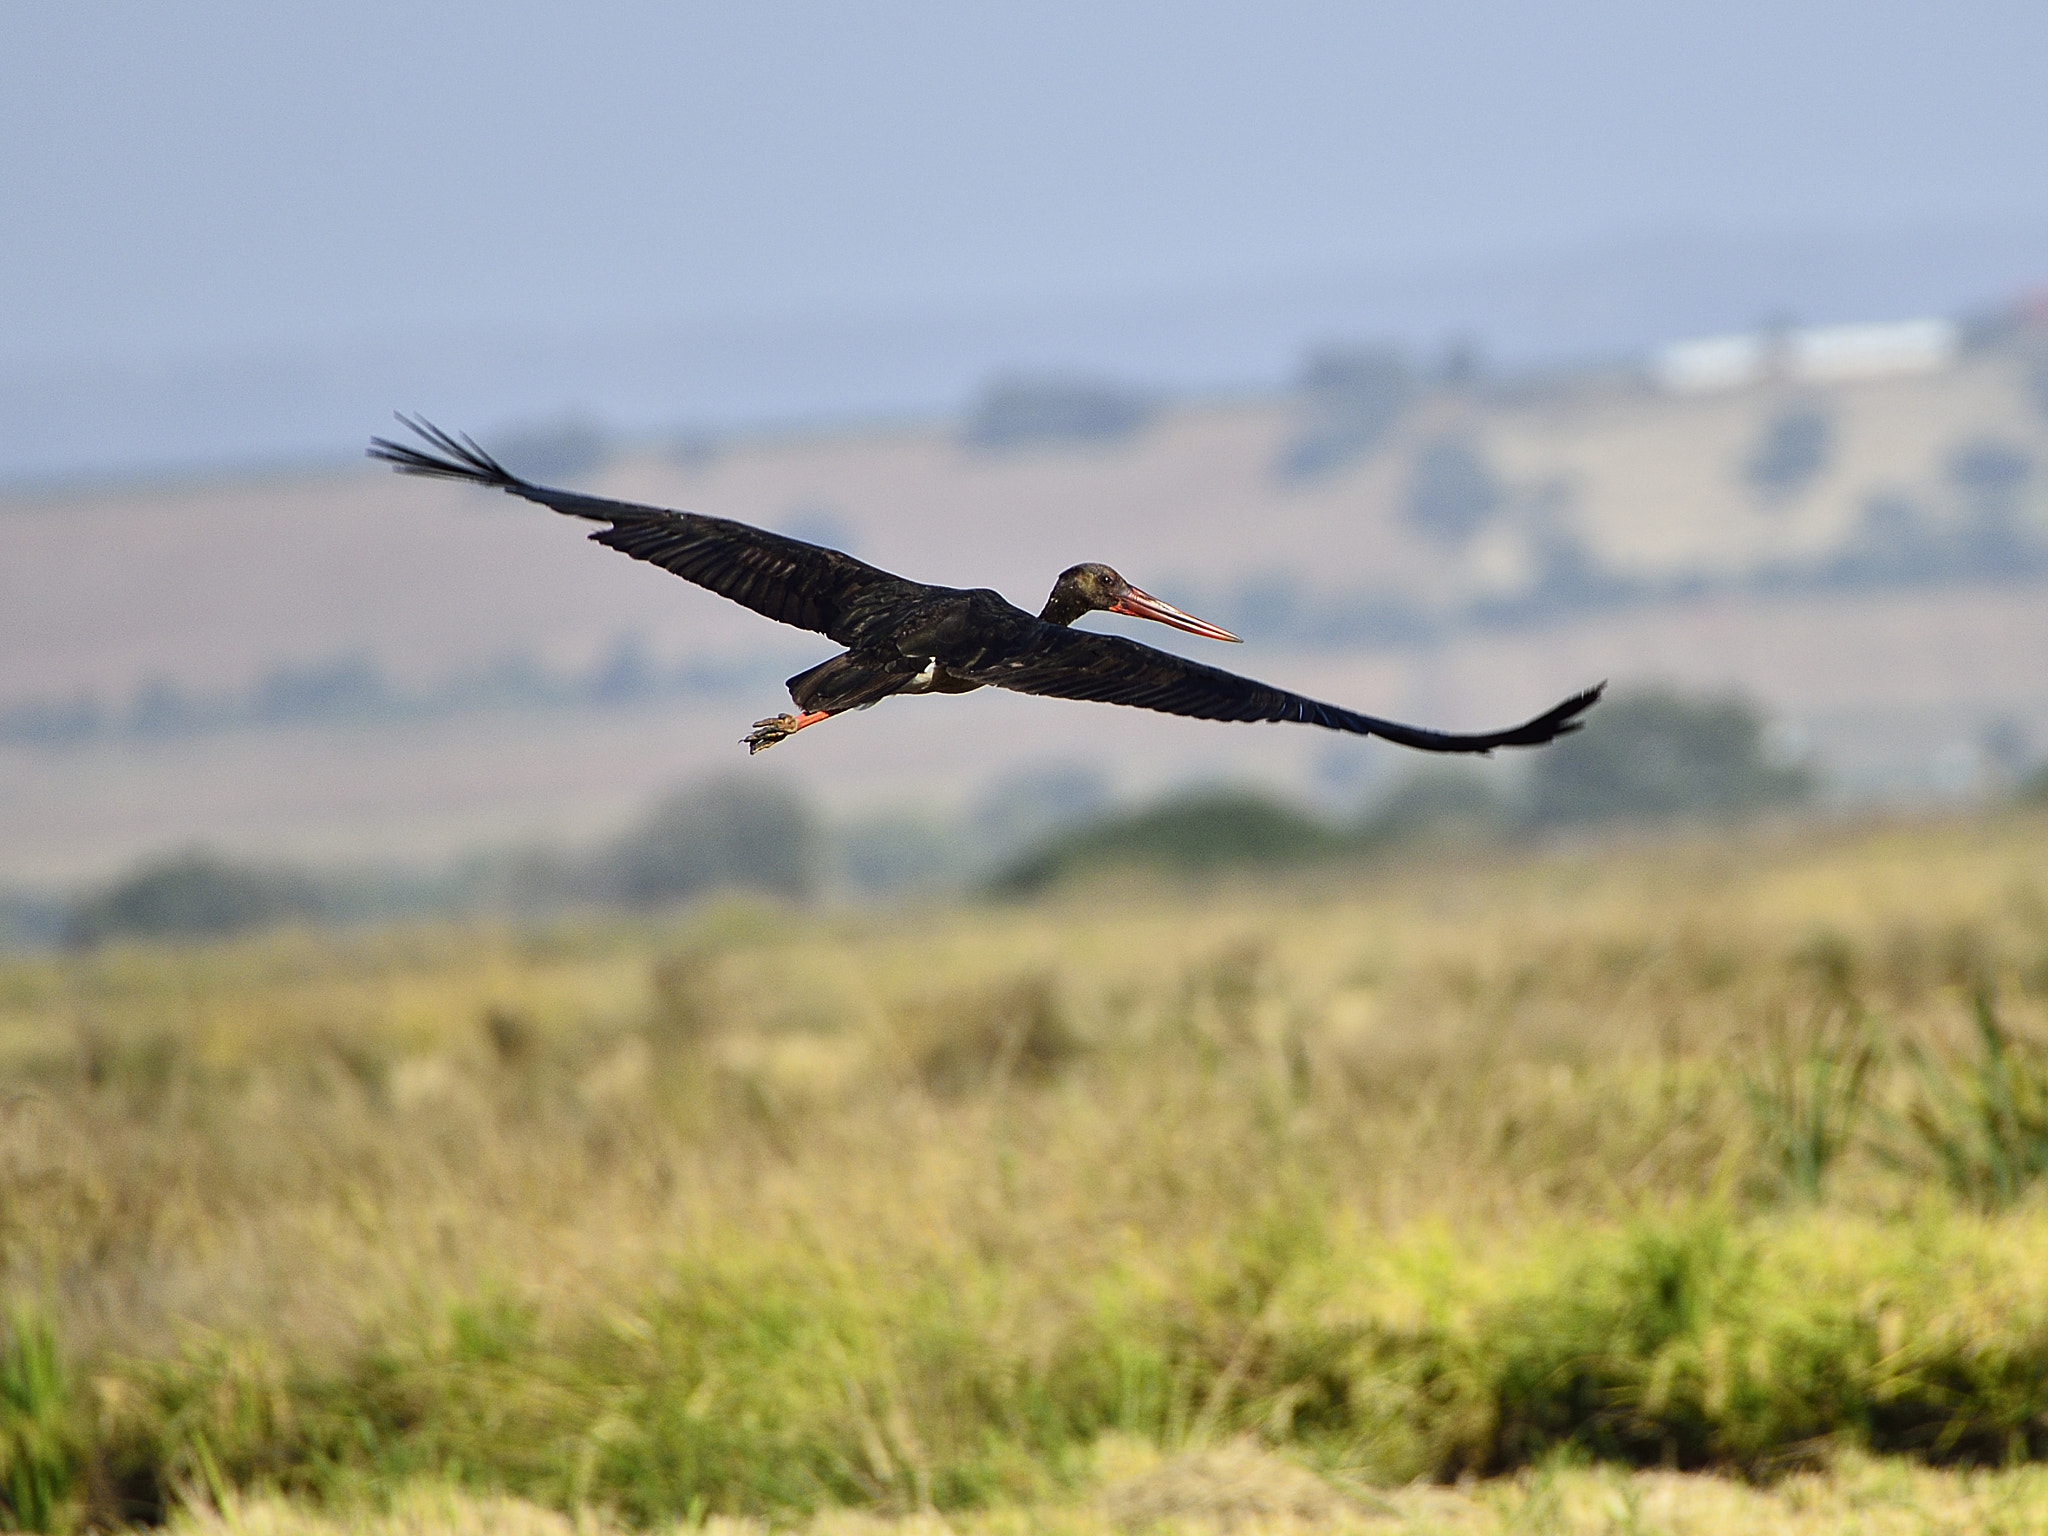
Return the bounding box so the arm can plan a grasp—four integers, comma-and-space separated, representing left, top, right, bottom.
2, 321, 2045, 880
7, 216, 2048, 485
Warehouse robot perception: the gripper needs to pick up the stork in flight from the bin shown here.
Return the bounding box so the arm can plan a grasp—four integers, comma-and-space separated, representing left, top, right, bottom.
370, 416, 1602, 755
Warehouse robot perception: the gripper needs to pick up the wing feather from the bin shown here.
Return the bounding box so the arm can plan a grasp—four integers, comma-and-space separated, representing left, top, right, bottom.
959, 626, 1602, 753
368, 414, 914, 646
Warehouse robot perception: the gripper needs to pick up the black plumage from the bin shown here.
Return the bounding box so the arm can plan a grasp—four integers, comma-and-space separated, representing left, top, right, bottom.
369, 415, 1602, 754
370, 416, 922, 647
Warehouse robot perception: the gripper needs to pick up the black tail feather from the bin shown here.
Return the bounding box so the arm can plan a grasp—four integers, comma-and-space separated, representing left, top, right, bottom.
370, 413, 679, 525
1342, 680, 1605, 754
1495, 682, 1606, 747
367, 413, 524, 490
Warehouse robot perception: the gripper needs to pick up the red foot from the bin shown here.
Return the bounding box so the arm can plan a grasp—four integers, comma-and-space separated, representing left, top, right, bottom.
743, 710, 832, 754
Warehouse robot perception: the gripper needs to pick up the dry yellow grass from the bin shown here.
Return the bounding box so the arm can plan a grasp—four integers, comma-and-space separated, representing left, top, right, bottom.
0, 811, 2037, 1347
4, 809, 2048, 1527
164, 1449, 2048, 1536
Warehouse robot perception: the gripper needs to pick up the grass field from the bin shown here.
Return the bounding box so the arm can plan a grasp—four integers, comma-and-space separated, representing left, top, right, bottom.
3, 810, 2048, 1530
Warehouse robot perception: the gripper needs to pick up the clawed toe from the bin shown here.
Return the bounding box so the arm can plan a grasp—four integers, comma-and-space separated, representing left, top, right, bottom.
743, 714, 800, 754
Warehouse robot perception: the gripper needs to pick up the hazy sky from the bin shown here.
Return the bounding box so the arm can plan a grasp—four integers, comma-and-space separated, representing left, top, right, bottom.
8, 0, 2048, 371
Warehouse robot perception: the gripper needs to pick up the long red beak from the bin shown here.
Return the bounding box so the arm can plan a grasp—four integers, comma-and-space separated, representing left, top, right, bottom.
1109, 586, 1243, 642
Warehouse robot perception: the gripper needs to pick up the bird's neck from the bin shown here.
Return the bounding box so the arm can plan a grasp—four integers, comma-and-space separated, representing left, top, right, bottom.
1038, 589, 1090, 627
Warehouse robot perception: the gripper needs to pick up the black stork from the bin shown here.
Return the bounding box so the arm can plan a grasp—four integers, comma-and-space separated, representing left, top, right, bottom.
369, 416, 1602, 755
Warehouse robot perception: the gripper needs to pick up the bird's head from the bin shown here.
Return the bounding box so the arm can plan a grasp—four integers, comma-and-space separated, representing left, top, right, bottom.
1039, 563, 1242, 641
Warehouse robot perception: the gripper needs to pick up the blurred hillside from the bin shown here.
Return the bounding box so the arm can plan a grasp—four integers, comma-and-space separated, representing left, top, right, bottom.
2, 311, 2046, 883
10, 216, 2048, 486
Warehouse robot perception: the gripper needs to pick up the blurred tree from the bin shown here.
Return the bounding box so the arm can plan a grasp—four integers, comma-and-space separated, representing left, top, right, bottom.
127, 677, 204, 737
1836, 491, 1935, 581
457, 650, 558, 709
1948, 438, 2032, 505
1275, 344, 1418, 479
1947, 437, 2036, 574
1437, 336, 1484, 391
1524, 689, 1815, 826
2027, 352, 2048, 420
0, 892, 67, 950
437, 845, 583, 917
597, 778, 817, 907
1979, 714, 2033, 788
588, 633, 654, 703
993, 789, 1337, 893
963, 376, 1151, 449
1744, 404, 1832, 499
666, 432, 723, 471
253, 653, 387, 724
0, 694, 102, 747
834, 816, 969, 894
64, 850, 324, 946
1356, 766, 1508, 845
493, 417, 609, 482
1404, 435, 1502, 545
970, 764, 1111, 857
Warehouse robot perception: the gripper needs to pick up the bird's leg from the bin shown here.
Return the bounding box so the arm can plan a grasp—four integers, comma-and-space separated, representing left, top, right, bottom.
743, 709, 833, 754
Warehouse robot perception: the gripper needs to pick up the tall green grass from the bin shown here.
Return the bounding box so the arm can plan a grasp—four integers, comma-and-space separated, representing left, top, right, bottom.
0, 1309, 80, 1533
1895, 990, 2048, 1209
1741, 1000, 1878, 1201
76, 1209, 2048, 1521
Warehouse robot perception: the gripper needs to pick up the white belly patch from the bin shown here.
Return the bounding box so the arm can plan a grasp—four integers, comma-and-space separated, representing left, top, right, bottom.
901, 658, 941, 693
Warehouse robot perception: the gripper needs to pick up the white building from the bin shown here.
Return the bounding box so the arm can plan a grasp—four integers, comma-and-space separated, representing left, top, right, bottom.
1653, 317, 1959, 394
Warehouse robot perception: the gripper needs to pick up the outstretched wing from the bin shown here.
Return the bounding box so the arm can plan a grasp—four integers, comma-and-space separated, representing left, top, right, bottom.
368, 415, 919, 647
957, 626, 1603, 753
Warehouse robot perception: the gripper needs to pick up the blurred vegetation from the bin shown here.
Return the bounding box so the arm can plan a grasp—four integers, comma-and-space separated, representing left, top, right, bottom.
1740, 996, 1878, 1202
993, 790, 1336, 893
0, 639, 810, 751
0, 813, 2045, 1526
970, 764, 1112, 857
998, 688, 1817, 891
962, 376, 1153, 450
56, 777, 819, 946
593, 778, 815, 908
252, 654, 388, 726
490, 416, 611, 483
1890, 990, 2048, 1210
0, 1309, 80, 1533
0, 895, 66, 953
142, 1451, 2048, 1535
1357, 764, 1510, 847
1744, 403, 1833, 500
40, 690, 1854, 939
1521, 689, 1813, 828
1276, 345, 1418, 480
1947, 436, 2039, 575
63, 851, 326, 947
1404, 435, 1503, 545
